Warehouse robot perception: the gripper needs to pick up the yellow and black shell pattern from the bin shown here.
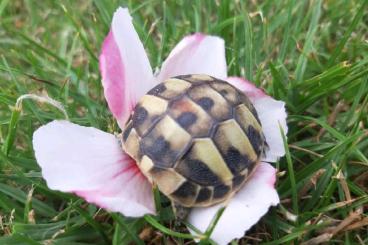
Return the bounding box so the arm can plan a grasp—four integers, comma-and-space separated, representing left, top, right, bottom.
121, 74, 267, 208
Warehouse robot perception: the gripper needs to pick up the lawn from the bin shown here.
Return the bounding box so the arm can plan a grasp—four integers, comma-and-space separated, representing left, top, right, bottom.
0, 0, 367, 244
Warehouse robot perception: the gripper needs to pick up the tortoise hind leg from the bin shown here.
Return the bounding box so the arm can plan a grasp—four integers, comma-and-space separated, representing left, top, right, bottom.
172, 202, 190, 220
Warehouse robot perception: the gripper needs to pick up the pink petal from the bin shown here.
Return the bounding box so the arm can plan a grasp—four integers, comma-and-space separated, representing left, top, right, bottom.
227, 77, 288, 162
33, 120, 155, 217
227, 76, 267, 99
157, 33, 227, 82
99, 7, 155, 128
188, 162, 279, 245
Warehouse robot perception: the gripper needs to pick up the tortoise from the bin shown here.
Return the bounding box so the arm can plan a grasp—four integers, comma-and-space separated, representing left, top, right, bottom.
121, 74, 267, 218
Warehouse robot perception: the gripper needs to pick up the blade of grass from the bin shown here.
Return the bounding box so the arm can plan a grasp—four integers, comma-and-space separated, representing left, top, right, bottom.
279, 0, 296, 61
110, 213, 144, 245
199, 206, 226, 244
294, 0, 322, 82
0, 0, 10, 18
144, 215, 200, 239
328, 0, 368, 66
72, 205, 109, 244
2, 106, 21, 156
281, 126, 299, 217
239, 2, 254, 81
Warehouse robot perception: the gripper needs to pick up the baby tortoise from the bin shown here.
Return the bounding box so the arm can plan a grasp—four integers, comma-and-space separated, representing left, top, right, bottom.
121, 74, 267, 219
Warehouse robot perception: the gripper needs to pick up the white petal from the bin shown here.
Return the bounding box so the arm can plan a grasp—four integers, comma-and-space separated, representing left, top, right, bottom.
99, 7, 155, 128
157, 33, 227, 82
227, 77, 288, 162
254, 97, 288, 162
188, 163, 279, 245
33, 120, 155, 217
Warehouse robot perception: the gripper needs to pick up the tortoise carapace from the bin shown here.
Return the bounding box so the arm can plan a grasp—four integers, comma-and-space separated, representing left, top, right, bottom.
121, 74, 267, 218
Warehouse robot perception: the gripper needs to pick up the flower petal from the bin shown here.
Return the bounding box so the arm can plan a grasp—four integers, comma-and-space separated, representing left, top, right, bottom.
227, 77, 288, 162
188, 162, 279, 245
157, 33, 227, 82
33, 120, 155, 217
227, 76, 267, 99
99, 7, 155, 128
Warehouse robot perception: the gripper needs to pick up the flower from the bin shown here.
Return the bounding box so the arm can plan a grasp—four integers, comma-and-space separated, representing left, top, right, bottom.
32, 7, 287, 245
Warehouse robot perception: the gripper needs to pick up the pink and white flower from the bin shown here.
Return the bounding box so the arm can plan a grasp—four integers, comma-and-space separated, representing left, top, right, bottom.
32, 7, 287, 245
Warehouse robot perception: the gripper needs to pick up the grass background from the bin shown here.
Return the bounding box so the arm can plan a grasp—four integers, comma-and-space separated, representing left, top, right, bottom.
1, 0, 368, 244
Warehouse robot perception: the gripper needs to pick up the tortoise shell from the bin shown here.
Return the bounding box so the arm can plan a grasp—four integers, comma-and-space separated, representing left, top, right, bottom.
121, 74, 266, 208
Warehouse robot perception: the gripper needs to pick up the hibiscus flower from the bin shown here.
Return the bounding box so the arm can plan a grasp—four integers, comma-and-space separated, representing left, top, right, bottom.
32, 7, 287, 244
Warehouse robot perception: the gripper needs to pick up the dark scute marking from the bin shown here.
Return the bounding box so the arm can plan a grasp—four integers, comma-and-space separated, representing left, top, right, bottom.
232, 175, 245, 189
141, 136, 172, 166
174, 75, 193, 81
148, 83, 167, 95
122, 122, 133, 142
224, 147, 251, 174
220, 89, 228, 96
172, 181, 197, 199
132, 106, 148, 126
150, 136, 170, 156
247, 125, 264, 156
177, 158, 222, 186
213, 184, 230, 199
240, 95, 261, 121
246, 102, 261, 124
177, 112, 197, 128
196, 187, 212, 203
197, 97, 214, 111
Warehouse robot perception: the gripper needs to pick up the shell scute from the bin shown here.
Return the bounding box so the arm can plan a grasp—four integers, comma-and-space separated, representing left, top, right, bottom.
149, 167, 186, 196
140, 115, 192, 168
213, 119, 258, 174
133, 95, 168, 136
149, 78, 192, 99
171, 181, 199, 206
210, 81, 240, 105
195, 187, 213, 204
176, 157, 222, 187
213, 184, 231, 200
188, 84, 232, 121
169, 97, 213, 137
122, 75, 266, 208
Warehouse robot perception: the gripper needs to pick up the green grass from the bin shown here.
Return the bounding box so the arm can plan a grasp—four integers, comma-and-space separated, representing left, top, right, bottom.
1, 0, 368, 244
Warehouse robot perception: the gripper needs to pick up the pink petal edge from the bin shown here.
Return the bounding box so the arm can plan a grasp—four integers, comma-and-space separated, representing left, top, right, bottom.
227, 76, 268, 101
157, 33, 227, 82
227, 77, 288, 162
99, 30, 127, 126
188, 162, 279, 245
33, 120, 155, 217
99, 7, 155, 128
